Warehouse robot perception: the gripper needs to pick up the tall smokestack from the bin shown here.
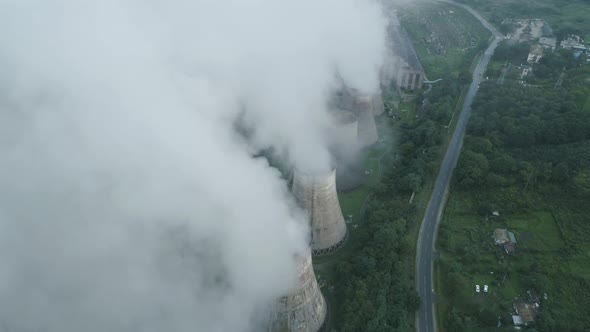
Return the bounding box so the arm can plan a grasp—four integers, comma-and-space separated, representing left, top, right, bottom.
267, 249, 327, 332
292, 169, 348, 255
355, 95, 379, 147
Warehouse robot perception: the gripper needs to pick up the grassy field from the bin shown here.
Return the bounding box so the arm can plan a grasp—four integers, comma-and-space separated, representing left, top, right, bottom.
437, 188, 590, 330
400, 1, 491, 78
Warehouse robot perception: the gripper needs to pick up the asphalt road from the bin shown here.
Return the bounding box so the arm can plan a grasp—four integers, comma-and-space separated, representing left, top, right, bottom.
415, 3, 503, 332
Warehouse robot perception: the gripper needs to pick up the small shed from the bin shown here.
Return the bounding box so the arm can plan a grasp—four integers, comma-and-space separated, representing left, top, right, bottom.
512, 315, 524, 326
508, 232, 517, 244
504, 242, 516, 254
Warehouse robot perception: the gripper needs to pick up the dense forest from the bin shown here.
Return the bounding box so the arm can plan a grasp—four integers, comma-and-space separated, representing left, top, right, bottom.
439, 47, 590, 331
333, 78, 463, 331
456, 0, 590, 39
461, 78, 590, 194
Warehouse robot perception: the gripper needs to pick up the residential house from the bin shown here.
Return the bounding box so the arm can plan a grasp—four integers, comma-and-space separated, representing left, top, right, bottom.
493, 229, 509, 245
515, 301, 538, 325
527, 44, 544, 63
539, 37, 556, 50
560, 35, 585, 50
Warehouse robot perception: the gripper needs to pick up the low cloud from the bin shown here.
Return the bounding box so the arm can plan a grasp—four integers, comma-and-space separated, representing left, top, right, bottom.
0, 0, 387, 331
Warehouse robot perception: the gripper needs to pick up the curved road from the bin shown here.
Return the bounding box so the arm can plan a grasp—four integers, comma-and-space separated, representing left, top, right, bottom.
415, 2, 503, 332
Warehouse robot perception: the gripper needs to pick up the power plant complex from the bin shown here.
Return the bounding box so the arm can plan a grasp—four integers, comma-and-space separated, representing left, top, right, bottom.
264, 6, 429, 328
268, 83, 386, 332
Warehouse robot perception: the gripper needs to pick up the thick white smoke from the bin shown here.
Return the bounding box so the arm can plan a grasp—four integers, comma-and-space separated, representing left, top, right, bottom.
0, 0, 386, 331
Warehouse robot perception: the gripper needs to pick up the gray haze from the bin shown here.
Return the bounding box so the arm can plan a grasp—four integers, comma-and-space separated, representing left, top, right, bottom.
0, 0, 386, 331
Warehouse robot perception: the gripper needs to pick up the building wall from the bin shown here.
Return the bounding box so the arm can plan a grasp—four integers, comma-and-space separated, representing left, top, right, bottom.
393, 59, 423, 90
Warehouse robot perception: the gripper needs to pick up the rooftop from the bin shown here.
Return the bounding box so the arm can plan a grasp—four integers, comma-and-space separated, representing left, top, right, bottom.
529, 44, 544, 56
493, 228, 509, 244
512, 315, 523, 326
504, 242, 516, 254
387, 16, 424, 73
508, 232, 517, 244
539, 37, 556, 49
515, 302, 536, 324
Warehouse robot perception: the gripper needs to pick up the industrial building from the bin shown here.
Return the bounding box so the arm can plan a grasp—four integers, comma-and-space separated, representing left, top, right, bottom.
386, 11, 425, 90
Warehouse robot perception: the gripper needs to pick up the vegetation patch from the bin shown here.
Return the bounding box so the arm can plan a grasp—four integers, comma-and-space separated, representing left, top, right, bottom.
401, 1, 490, 79
457, 0, 590, 40
437, 45, 590, 331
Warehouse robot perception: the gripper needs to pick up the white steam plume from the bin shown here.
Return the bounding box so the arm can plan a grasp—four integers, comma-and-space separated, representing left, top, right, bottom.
0, 0, 387, 331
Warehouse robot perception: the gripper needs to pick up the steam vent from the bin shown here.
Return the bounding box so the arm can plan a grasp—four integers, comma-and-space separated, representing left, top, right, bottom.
355, 95, 379, 147
292, 169, 348, 255
268, 250, 327, 332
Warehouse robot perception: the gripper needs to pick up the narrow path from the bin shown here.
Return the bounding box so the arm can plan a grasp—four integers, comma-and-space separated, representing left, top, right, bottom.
415, 2, 503, 332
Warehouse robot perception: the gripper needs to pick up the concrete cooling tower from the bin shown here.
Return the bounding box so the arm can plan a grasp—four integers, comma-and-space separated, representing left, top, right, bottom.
267, 250, 327, 332
327, 110, 358, 148
326, 111, 365, 192
355, 95, 379, 147
292, 169, 348, 255
372, 92, 385, 117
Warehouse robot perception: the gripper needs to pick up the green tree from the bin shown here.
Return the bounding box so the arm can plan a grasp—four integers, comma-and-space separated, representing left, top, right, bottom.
456, 150, 490, 187
478, 308, 497, 327
572, 170, 590, 197
399, 173, 423, 192
552, 162, 569, 182
406, 290, 421, 312
458, 69, 472, 85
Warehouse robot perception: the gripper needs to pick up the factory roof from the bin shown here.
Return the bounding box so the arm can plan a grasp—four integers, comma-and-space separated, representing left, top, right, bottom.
387, 19, 424, 73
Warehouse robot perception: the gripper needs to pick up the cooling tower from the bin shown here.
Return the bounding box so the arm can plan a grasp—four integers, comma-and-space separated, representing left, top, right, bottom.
327, 110, 358, 148
355, 95, 379, 147
372, 92, 385, 117
268, 249, 327, 332
292, 169, 348, 255
327, 111, 364, 192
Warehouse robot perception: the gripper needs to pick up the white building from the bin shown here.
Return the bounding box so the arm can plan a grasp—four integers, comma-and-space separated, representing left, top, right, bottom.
527, 45, 544, 63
